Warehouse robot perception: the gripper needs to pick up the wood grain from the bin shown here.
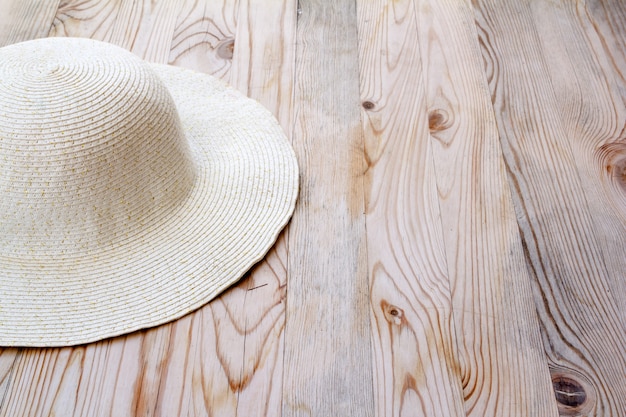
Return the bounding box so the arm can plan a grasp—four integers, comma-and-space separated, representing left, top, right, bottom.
50, 0, 180, 63
49, 0, 121, 42
473, 0, 626, 414
585, 0, 626, 323
414, 0, 558, 415
222, 1, 297, 414
0, 0, 625, 415
167, 0, 238, 79
528, 0, 626, 317
356, 0, 465, 415
0, 0, 60, 46
585, 0, 626, 92
282, 0, 374, 415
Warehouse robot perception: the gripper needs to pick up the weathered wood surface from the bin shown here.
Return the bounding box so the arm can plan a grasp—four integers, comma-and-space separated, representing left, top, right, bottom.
0, 0, 625, 416
282, 1, 374, 415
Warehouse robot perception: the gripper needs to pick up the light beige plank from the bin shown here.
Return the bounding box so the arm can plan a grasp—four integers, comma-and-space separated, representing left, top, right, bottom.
282, 0, 374, 415
356, 0, 465, 415
228, 2, 298, 414
413, 0, 558, 415
473, 0, 626, 414
0, 0, 60, 46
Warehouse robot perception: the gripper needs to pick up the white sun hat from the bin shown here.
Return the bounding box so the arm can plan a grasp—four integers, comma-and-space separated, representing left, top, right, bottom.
0, 37, 299, 347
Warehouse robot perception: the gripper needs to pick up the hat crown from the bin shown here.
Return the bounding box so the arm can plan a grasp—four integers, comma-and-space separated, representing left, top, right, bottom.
0, 38, 195, 258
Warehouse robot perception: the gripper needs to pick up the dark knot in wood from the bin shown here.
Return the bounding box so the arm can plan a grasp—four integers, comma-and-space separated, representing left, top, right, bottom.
549, 367, 596, 416
552, 375, 586, 408
362, 101, 375, 110
428, 109, 450, 132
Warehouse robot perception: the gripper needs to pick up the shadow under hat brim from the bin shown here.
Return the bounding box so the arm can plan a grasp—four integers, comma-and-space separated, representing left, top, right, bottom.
0, 63, 299, 347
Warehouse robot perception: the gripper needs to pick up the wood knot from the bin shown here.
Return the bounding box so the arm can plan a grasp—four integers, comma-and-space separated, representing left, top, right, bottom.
550, 367, 595, 416
606, 154, 626, 192
362, 101, 375, 110
553, 376, 586, 408
428, 109, 450, 132
381, 301, 403, 325
596, 141, 626, 222
217, 38, 235, 59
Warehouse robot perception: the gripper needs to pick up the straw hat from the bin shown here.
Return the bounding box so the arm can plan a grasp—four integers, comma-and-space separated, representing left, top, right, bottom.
0, 37, 299, 346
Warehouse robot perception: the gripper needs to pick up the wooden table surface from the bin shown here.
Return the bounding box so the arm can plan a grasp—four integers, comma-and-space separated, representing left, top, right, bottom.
1, 0, 625, 416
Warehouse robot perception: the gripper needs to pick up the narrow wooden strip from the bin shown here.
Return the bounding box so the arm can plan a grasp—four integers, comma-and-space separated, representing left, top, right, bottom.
0, 0, 60, 46
229, 2, 298, 414
282, 0, 375, 415
473, 0, 626, 414
356, 0, 466, 415
413, 0, 559, 415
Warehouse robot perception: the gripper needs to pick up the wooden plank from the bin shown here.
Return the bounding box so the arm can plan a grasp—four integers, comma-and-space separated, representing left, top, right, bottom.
472, 0, 626, 414
0, 0, 60, 46
356, 0, 466, 415
581, 0, 626, 305
282, 0, 374, 415
228, 2, 298, 415
413, 0, 559, 415
527, 0, 626, 318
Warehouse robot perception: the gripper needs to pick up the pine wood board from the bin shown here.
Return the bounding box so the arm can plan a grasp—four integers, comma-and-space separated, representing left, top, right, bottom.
282, 0, 375, 415
413, 0, 558, 414
357, 0, 465, 415
0, 0, 624, 416
473, 0, 626, 414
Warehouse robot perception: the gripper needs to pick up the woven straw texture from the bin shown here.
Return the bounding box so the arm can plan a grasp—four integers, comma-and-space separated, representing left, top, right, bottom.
0, 37, 299, 346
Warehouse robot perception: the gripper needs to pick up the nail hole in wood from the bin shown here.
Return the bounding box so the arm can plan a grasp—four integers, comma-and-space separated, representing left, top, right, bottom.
217, 38, 235, 59
381, 301, 403, 325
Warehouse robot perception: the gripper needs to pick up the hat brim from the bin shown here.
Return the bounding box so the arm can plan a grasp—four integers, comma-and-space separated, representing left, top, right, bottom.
0, 64, 299, 346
